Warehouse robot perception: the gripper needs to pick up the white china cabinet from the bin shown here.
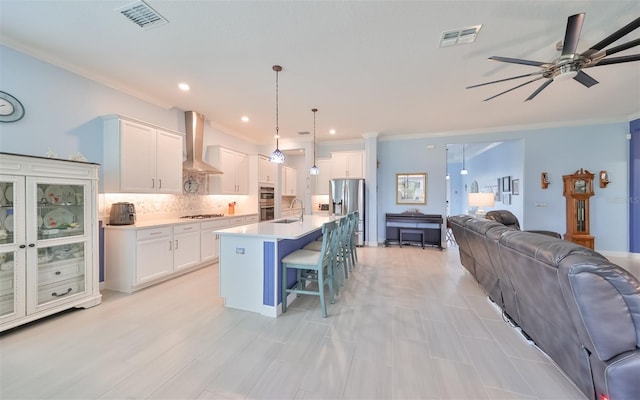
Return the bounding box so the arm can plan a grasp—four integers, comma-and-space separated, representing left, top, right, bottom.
0, 153, 101, 332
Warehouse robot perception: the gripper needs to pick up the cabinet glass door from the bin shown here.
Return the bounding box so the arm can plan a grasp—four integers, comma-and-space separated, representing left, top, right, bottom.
0, 177, 26, 323
37, 183, 85, 240
27, 178, 89, 312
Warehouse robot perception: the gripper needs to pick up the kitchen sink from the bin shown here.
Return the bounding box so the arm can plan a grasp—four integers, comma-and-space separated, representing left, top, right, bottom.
272, 219, 300, 224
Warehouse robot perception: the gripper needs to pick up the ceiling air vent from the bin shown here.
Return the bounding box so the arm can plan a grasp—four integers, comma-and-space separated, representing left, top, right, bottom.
298, 131, 311, 135
439, 24, 482, 47
116, 0, 168, 30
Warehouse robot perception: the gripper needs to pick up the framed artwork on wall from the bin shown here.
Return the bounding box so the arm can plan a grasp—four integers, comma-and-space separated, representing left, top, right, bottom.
396, 172, 427, 204
512, 179, 520, 195
503, 193, 511, 205
502, 176, 511, 192
497, 178, 502, 202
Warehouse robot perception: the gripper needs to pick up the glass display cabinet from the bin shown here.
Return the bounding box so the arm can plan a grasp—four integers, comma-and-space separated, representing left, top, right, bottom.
562, 168, 595, 249
0, 153, 100, 332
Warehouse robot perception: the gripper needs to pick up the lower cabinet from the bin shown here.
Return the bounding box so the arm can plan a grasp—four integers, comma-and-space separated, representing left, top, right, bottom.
135, 227, 173, 285
105, 215, 258, 293
173, 224, 201, 272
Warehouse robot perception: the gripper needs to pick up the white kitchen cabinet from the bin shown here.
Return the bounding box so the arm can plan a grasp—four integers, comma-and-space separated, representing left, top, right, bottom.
330, 151, 364, 179
136, 227, 173, 285
201, 219, 230, 264
258, 155, 276, 184
102, 116, 183, 194
0, 153, 101, 332
314, 158, 331, 195
208, 146, 249, 194
105, 215, 257, 292
281, 165, 297, 196
173, 223, 201, 272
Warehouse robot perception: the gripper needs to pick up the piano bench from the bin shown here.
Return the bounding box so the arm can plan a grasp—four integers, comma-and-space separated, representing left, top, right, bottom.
399, 229, 425, 249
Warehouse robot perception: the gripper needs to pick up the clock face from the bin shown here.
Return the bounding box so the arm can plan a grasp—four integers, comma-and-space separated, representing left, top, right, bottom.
574, 179, 587, 193
184, 178, 199, 193
0, 91, 25, 122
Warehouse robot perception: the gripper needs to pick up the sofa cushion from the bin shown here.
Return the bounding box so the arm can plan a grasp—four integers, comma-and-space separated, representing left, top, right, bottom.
559, 258, 640, 361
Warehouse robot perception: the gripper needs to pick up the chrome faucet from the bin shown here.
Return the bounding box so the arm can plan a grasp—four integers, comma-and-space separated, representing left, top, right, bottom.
290, 198, 304, 221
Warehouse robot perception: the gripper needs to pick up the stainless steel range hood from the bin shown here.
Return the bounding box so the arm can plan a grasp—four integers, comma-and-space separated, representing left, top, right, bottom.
183, 111, 223, 174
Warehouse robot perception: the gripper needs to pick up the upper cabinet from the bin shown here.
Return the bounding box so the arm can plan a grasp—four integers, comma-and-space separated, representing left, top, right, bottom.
330, 151, 364, 179
102, 116, 183, 194
281, 165, 297, 196
207, 146, 248, 194
314, 158, 331, 195
258, 155, 276, 184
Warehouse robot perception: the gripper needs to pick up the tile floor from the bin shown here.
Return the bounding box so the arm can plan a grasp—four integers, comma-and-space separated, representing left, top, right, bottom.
0, 246, 597, 399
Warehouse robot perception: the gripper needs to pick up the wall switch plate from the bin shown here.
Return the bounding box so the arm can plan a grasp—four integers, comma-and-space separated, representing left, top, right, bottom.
236, 248, 245, 254
535, 202, 548, 207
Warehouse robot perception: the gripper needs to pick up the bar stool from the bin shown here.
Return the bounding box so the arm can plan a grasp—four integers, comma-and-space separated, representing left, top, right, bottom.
282, 221, 338, 318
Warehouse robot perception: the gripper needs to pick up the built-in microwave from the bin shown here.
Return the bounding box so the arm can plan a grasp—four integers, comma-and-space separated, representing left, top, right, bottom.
259, 185, 275, 205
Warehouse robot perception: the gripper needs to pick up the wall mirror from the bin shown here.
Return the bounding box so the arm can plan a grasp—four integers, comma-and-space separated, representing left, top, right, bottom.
396, 173, 427, 204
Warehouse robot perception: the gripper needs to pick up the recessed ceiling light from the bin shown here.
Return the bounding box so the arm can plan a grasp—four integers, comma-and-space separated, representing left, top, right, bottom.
178, 83, 190, 91
329, 129, 336, 135
241, 116, 249, 122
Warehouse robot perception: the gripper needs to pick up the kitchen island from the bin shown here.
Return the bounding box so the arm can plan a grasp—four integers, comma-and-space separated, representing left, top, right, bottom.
216, 215, 340, 317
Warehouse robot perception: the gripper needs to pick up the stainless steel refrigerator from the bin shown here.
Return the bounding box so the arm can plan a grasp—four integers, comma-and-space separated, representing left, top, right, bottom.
330, 178, 365, 246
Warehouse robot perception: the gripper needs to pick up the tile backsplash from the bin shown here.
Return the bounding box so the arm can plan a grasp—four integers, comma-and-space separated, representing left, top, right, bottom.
101, 193, 255, 222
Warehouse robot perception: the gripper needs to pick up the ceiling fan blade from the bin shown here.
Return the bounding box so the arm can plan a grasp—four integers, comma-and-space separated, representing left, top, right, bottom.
483, 76, 545, 101
466, 71, 545, 89
525, 79, 554, 101
602, 38, 640, 57
562, 13, 585, 55
592, 54, 640, 66
582, 16, 640, 57
489, 56, 549, 67
573, 71, 599, 88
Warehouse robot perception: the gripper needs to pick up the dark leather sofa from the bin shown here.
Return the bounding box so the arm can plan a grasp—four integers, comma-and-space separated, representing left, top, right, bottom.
448, 215, 640, 400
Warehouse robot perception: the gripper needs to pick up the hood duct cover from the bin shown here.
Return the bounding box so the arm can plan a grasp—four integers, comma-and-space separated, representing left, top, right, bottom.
183, 111, 223, 174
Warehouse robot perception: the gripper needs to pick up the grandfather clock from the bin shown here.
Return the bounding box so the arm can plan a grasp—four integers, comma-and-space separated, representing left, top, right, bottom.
562, 169, 595, 249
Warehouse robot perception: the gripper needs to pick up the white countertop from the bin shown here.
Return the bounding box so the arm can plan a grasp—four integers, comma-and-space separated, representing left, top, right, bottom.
216, 215, 341, 240
103, 213, 257, 230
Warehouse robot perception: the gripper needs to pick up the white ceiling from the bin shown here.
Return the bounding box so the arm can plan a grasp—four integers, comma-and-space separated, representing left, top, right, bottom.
1, 1, 639, 147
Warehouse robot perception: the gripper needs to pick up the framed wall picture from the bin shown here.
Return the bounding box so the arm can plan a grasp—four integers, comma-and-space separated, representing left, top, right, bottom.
396, 173, 427, 204
497, 178, 502, 202
512, 179, 520, 195
502, 176, 511, 192
503, 193, 511, 205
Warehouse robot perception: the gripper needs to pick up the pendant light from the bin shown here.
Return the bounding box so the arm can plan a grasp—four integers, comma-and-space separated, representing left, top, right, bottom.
269, 65, 285, 164
460, 144, 468, 175
309, 108, 320, 175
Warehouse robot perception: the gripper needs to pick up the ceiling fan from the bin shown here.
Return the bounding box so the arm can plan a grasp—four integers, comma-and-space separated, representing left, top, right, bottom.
467, 13, 640, 101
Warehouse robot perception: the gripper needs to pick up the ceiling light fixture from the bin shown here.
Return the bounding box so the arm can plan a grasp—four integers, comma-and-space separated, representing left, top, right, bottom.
178, 83, 190, 91
329, 129, 336, 135
269, 65, 285, 164
309, 108, 320, 175
241, 115, 249, 122
460, 144, 468, 175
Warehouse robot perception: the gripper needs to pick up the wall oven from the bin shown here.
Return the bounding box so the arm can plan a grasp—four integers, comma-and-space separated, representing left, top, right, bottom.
259, 185, 275, 221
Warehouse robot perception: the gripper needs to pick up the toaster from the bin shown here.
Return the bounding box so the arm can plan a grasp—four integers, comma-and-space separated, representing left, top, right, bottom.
109, 202, 136, 225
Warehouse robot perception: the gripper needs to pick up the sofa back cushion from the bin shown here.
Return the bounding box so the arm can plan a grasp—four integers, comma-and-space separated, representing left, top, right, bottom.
559, 258, 640, 361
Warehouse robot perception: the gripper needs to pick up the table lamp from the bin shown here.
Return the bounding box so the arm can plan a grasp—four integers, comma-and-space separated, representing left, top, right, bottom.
468, 192, 495, 216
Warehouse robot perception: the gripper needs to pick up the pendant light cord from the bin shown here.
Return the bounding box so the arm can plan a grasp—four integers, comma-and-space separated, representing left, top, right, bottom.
275, 67, 279, 147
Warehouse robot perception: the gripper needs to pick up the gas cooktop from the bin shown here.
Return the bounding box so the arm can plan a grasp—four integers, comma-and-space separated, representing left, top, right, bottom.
180, 214, 225, 219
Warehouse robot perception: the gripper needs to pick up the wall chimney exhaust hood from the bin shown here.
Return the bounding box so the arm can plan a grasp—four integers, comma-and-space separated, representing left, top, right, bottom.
183, 111, 223, 174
